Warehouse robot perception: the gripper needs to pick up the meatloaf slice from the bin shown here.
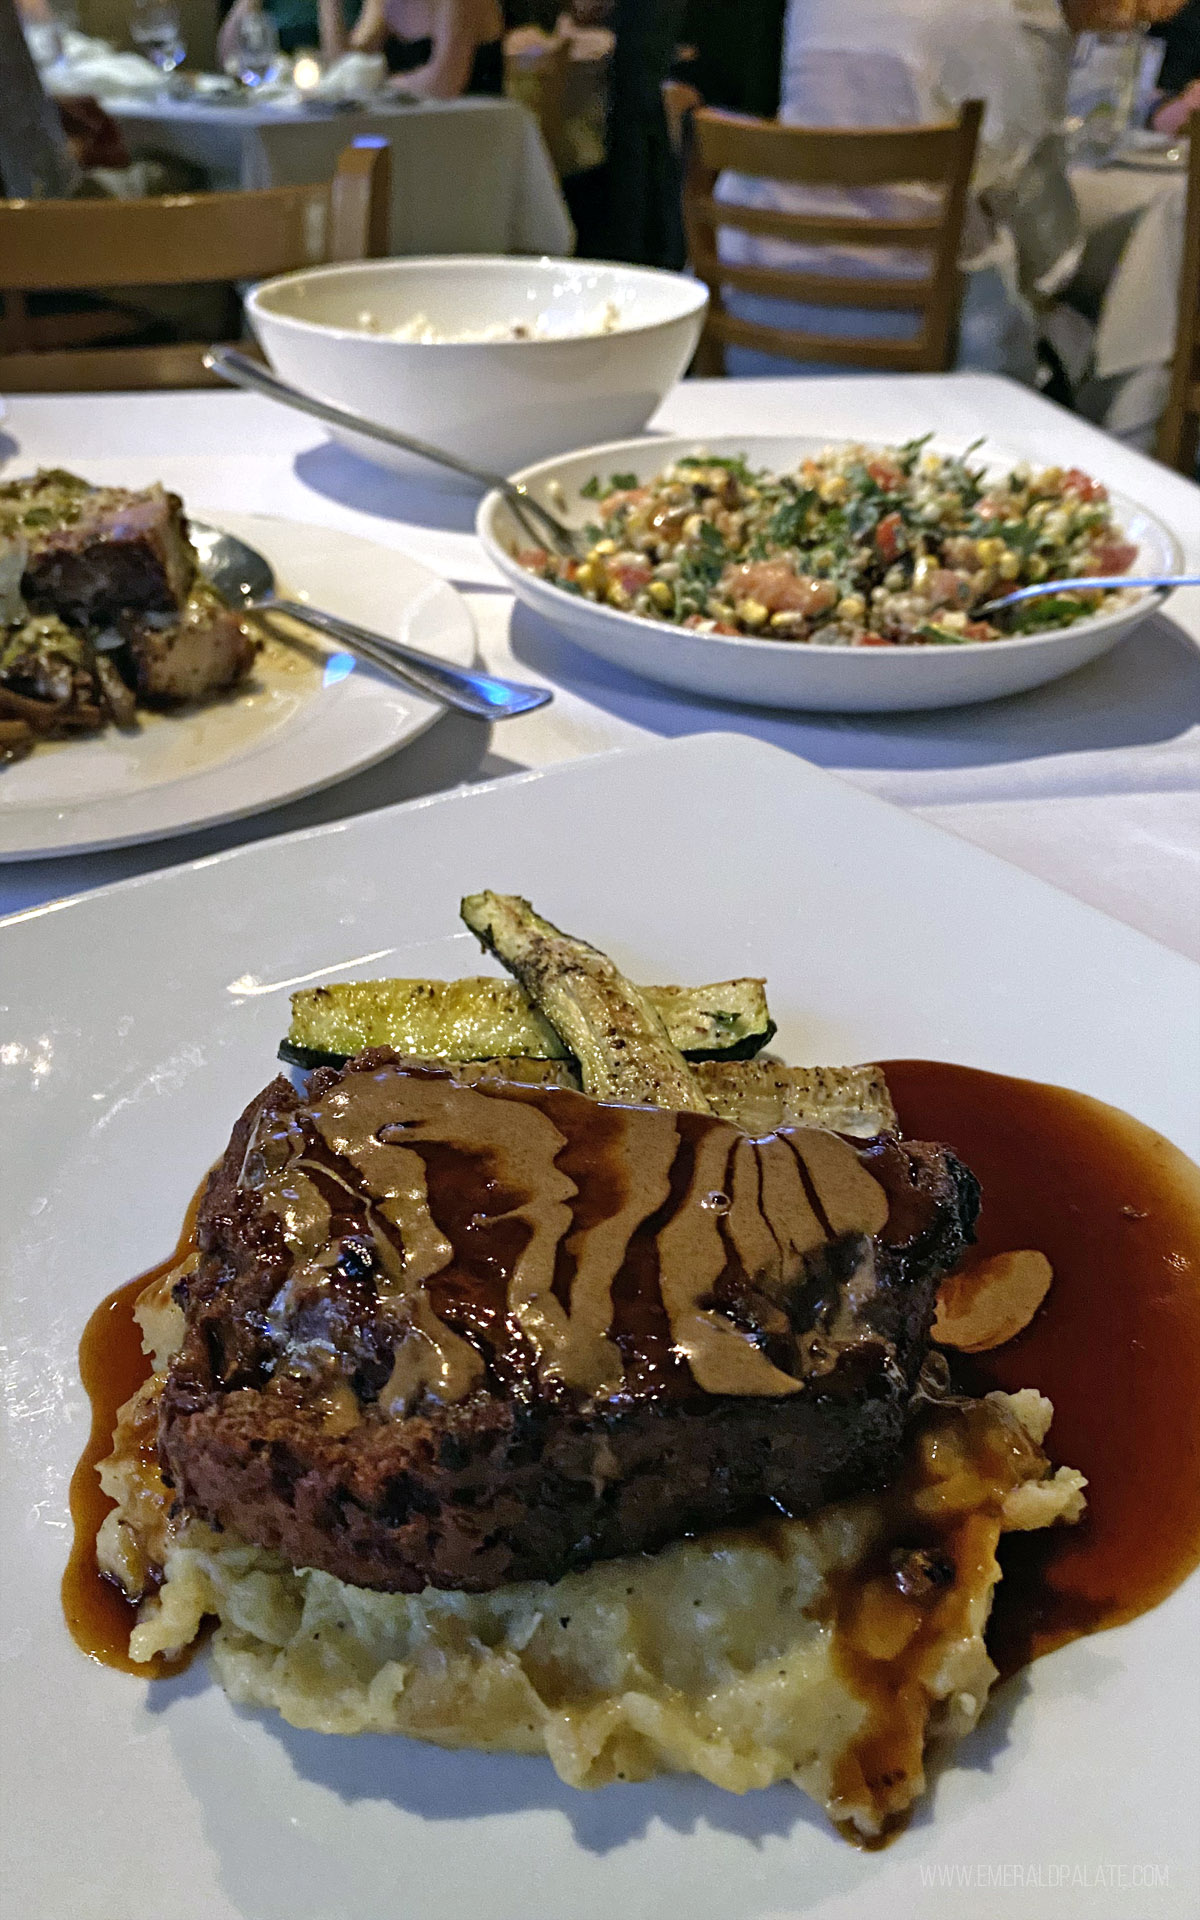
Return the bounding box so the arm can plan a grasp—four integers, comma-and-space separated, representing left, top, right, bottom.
159, 1055, 980, 1593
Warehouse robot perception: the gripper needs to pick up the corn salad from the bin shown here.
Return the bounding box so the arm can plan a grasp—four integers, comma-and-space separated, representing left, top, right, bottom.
516, 440, 1138, 646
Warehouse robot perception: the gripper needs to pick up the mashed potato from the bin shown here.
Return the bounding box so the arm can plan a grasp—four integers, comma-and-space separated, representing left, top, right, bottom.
356, 301, 623, 343
100, 1305, 1084, 1842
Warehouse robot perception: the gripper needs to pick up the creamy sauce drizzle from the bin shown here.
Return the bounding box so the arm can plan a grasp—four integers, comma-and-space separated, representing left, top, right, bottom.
238, 1065, 891, 1401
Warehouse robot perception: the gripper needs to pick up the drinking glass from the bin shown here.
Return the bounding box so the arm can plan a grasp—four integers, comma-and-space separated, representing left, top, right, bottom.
1064, 30, 1144, 165
223, 6, 281, 88
130, 0, 187, 75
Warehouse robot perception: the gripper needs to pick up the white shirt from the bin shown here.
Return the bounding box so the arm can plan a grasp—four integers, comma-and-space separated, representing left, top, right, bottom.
713, 0, 1081, 377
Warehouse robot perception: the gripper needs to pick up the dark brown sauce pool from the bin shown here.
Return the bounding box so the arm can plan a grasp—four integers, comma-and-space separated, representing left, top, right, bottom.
65, 1063, 1200, 1685
62, 1189, 203, 1677
883, 1060, 1200, 1676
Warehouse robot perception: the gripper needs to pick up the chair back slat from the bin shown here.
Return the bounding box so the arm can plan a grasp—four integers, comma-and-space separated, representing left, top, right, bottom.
684, 101, 982, 377
706, 309, 932, 372
0, 187, 335, 290
0, 343, 226, 390
688, 194, 945, 247
1155, 111, 1200, 474
0, 141, 388, 389
691, 109, 976, 189
697, 261, 937, 312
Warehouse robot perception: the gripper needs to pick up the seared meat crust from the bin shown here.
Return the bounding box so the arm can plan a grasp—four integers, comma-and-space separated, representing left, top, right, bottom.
159, 1055, 980, 1593
18, 482, 196, 622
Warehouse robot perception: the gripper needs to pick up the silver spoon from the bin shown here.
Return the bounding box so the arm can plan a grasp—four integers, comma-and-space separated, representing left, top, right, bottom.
980, 574, 1200, 615
191, 524, 552, 721
203, 347, 583, 558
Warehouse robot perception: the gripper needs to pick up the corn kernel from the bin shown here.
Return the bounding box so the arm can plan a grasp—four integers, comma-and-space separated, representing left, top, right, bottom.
819, 474, 848, 504
736, 598, 769, 629
592, 538, 617, 556
575, 561, 599, 592
648, 579, 674, 611
606, 582, 631, 609
837, 592, 866, 621
997, 549, 1021, 580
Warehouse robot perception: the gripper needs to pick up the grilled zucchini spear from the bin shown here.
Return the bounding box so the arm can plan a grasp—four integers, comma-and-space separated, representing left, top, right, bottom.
460, 891, 713, 1111
280, 974, 774, 1071
353, 1053, 896, 1137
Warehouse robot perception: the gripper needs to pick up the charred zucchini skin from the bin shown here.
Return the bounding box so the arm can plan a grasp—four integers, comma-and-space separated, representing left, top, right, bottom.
281, 974, 774, 1072
279, 1039, 358, 1071
460, 892, 712, 1111
278, 1031, 773, 1070
683, 1023, 776, 1063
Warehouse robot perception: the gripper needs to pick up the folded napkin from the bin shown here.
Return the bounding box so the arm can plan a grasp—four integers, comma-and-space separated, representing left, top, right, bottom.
39, 30, 163, 99
191, 72, 241, 97
312, 51, 387, 97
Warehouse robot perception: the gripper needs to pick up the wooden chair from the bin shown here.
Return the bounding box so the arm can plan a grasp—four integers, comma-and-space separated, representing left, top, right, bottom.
683, 102, 983, 375
504, 33, 572, 178
1156, 111, 1200, 475
0, 138, 391, 393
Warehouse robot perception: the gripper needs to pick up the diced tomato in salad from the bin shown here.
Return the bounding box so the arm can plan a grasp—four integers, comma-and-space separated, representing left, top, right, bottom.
875, 512, 903, 563
1062, 468, 1109, 503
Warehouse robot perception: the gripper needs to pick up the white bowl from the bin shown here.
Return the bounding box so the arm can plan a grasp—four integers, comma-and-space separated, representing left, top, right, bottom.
246, 258, 708, 482
477, 433, 1183, 713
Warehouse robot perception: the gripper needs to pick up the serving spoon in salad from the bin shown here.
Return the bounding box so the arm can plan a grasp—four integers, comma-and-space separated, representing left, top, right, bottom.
980, 573, 1200, 616
203, 347, 583, 558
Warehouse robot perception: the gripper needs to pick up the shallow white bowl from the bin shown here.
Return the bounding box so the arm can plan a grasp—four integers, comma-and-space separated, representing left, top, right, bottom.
477, 433, 1183, 712
247, 258, 708, 481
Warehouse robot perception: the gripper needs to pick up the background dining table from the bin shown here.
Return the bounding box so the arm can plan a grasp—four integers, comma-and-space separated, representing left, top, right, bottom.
1067, 145, 1190, 448
104, 92, 574, 255
1, 371, 1197, 958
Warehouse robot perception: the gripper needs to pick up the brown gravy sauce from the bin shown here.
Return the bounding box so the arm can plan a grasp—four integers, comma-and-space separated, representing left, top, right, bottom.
65, 1062, 1200, 1707
62, 1188, 204, 1678
883, 1059, 1200, 1675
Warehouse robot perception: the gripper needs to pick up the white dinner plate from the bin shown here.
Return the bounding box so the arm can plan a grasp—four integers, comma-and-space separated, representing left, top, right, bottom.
0, 513, 474, 860
477, 435, 1182, 712
2, 733, 1197, 1920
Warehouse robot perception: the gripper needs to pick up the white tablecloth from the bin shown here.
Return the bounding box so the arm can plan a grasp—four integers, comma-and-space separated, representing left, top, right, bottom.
1, 374, 1197, 956
1067, 157, 1188, 446
107, 94, 573, 256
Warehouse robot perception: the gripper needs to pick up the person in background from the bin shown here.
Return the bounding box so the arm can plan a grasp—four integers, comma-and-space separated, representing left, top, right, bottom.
0, 0, 78, 196
603, 0, 687, 266
707, 0, 1085, 383
219, 0, 352, 59
1149, 0, 1200, 130
503, 1, 616, 254
319, 0, 505, 93
671, 0, 786, 120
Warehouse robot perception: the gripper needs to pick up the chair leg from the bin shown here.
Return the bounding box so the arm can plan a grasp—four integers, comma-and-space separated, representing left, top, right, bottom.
690, 325, 726, 377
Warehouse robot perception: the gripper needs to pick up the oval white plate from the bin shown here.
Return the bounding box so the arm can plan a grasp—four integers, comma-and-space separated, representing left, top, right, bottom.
0, 512, 474, 860
478, 434, 1182, 713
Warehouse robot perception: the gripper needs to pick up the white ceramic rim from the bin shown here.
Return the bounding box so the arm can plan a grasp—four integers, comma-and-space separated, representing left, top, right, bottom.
477, 432, 1183, 662
246, 257, 710, 349
0, 512, 476, 861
